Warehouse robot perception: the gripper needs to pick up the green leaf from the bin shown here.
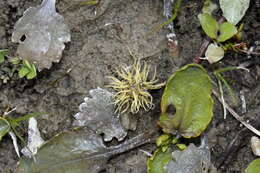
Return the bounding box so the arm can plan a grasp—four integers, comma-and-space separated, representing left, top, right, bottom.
147, 148, 172, 173
159, 64, 214, 138
26, 64, 37, 79
217, 22, 238, 42
0, 117, 11, 141
23, 59, 32, 69
10, 57, 21, 65
198, 13, 218, 39
156, 134, 171, 147
245, 159, 260, 173
0, 49, 8, 63
220, 0, 250, 25
18, 67, 30, 78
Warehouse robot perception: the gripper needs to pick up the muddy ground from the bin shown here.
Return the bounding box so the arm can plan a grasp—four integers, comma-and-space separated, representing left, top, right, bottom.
0, 0, 259, 173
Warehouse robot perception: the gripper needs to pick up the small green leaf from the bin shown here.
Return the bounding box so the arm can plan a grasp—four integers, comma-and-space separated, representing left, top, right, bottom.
26, 64, 37, 79
23, 59, 32, 69
156, 134, 171, 147
176, 144, 187, 150
220, 0, 250, 25
217, 22, 238, 42
0, 49, 8, 63
10, 57, 21, 65
159, 64, 214, 138
0, 118, 11, 141
198, 13, 218, 39
147, 148, 172, 173
18, 67, 30, 78
245, 159, 260, 173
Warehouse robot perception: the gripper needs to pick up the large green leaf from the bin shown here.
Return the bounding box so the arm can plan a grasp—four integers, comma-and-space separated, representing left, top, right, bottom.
158, 64, 214, 138
220, 0, 250, 25
147, 148, 172, 173
0, 117, 10, 141
245, 159, 260, 173
217, 22, 238, 42
198, 13, 218, 39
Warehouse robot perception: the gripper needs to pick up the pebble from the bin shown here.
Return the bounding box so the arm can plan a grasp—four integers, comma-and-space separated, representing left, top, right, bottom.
250, 136, 260, 156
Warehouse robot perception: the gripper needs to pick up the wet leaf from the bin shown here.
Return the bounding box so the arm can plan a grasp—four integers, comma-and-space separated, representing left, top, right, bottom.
0, 117, 10, 141
147, 148, 172, 173
219, 0, 250, 25
16, 127, 110, 173
16, 127, 152, 173
245, 159, 260, 173
159, 64, 214, 138
73, 88, 127, 142
11, 0, 71, 70
198, 13, 218, 39
205, 43, 224, 64
217, 22, 238, 42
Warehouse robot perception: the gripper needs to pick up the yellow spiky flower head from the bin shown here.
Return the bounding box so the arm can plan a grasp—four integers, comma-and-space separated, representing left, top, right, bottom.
107, 59, 165, 114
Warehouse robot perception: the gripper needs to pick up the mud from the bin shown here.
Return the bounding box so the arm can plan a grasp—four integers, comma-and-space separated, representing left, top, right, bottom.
0, 0, 259, 173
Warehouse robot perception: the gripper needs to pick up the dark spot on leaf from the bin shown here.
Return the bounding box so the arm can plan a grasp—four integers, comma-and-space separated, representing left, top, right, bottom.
166, 104, 176, 116
20, 34, 26, 42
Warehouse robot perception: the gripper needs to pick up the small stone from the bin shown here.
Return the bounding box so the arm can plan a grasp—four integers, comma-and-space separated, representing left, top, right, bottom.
250, 136, 260, 156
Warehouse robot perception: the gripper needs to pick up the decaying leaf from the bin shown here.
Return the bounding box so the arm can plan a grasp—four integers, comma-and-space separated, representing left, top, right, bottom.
148, 137, 216, 173
159, 64, 214, 138
166, 138, 214, 173
11, 0, 71, 70
15, 127, 153, 173
219, 0, 250, 25
21, 118, 45, 158
205, 43, 224, 64
73, 88, 127, 141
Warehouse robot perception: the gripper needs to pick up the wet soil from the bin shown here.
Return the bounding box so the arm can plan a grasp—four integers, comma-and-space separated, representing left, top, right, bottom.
0, 0, 259, 173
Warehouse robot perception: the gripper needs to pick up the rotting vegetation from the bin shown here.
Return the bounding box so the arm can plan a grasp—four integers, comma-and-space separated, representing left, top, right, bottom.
0, 0, 259, 173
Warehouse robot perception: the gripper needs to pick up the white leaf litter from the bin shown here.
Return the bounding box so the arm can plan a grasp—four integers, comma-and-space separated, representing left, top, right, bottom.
219, 0, 250, 25
11, 0, 71, 70
21, 118, 45, 158
205, 43, 224, 64
8, 131, 20, 158
73, 88, 127, 142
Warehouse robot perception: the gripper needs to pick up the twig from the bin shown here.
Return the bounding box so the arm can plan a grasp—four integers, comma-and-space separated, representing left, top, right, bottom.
213, 89, 260, 137
193, 39, 210, 63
